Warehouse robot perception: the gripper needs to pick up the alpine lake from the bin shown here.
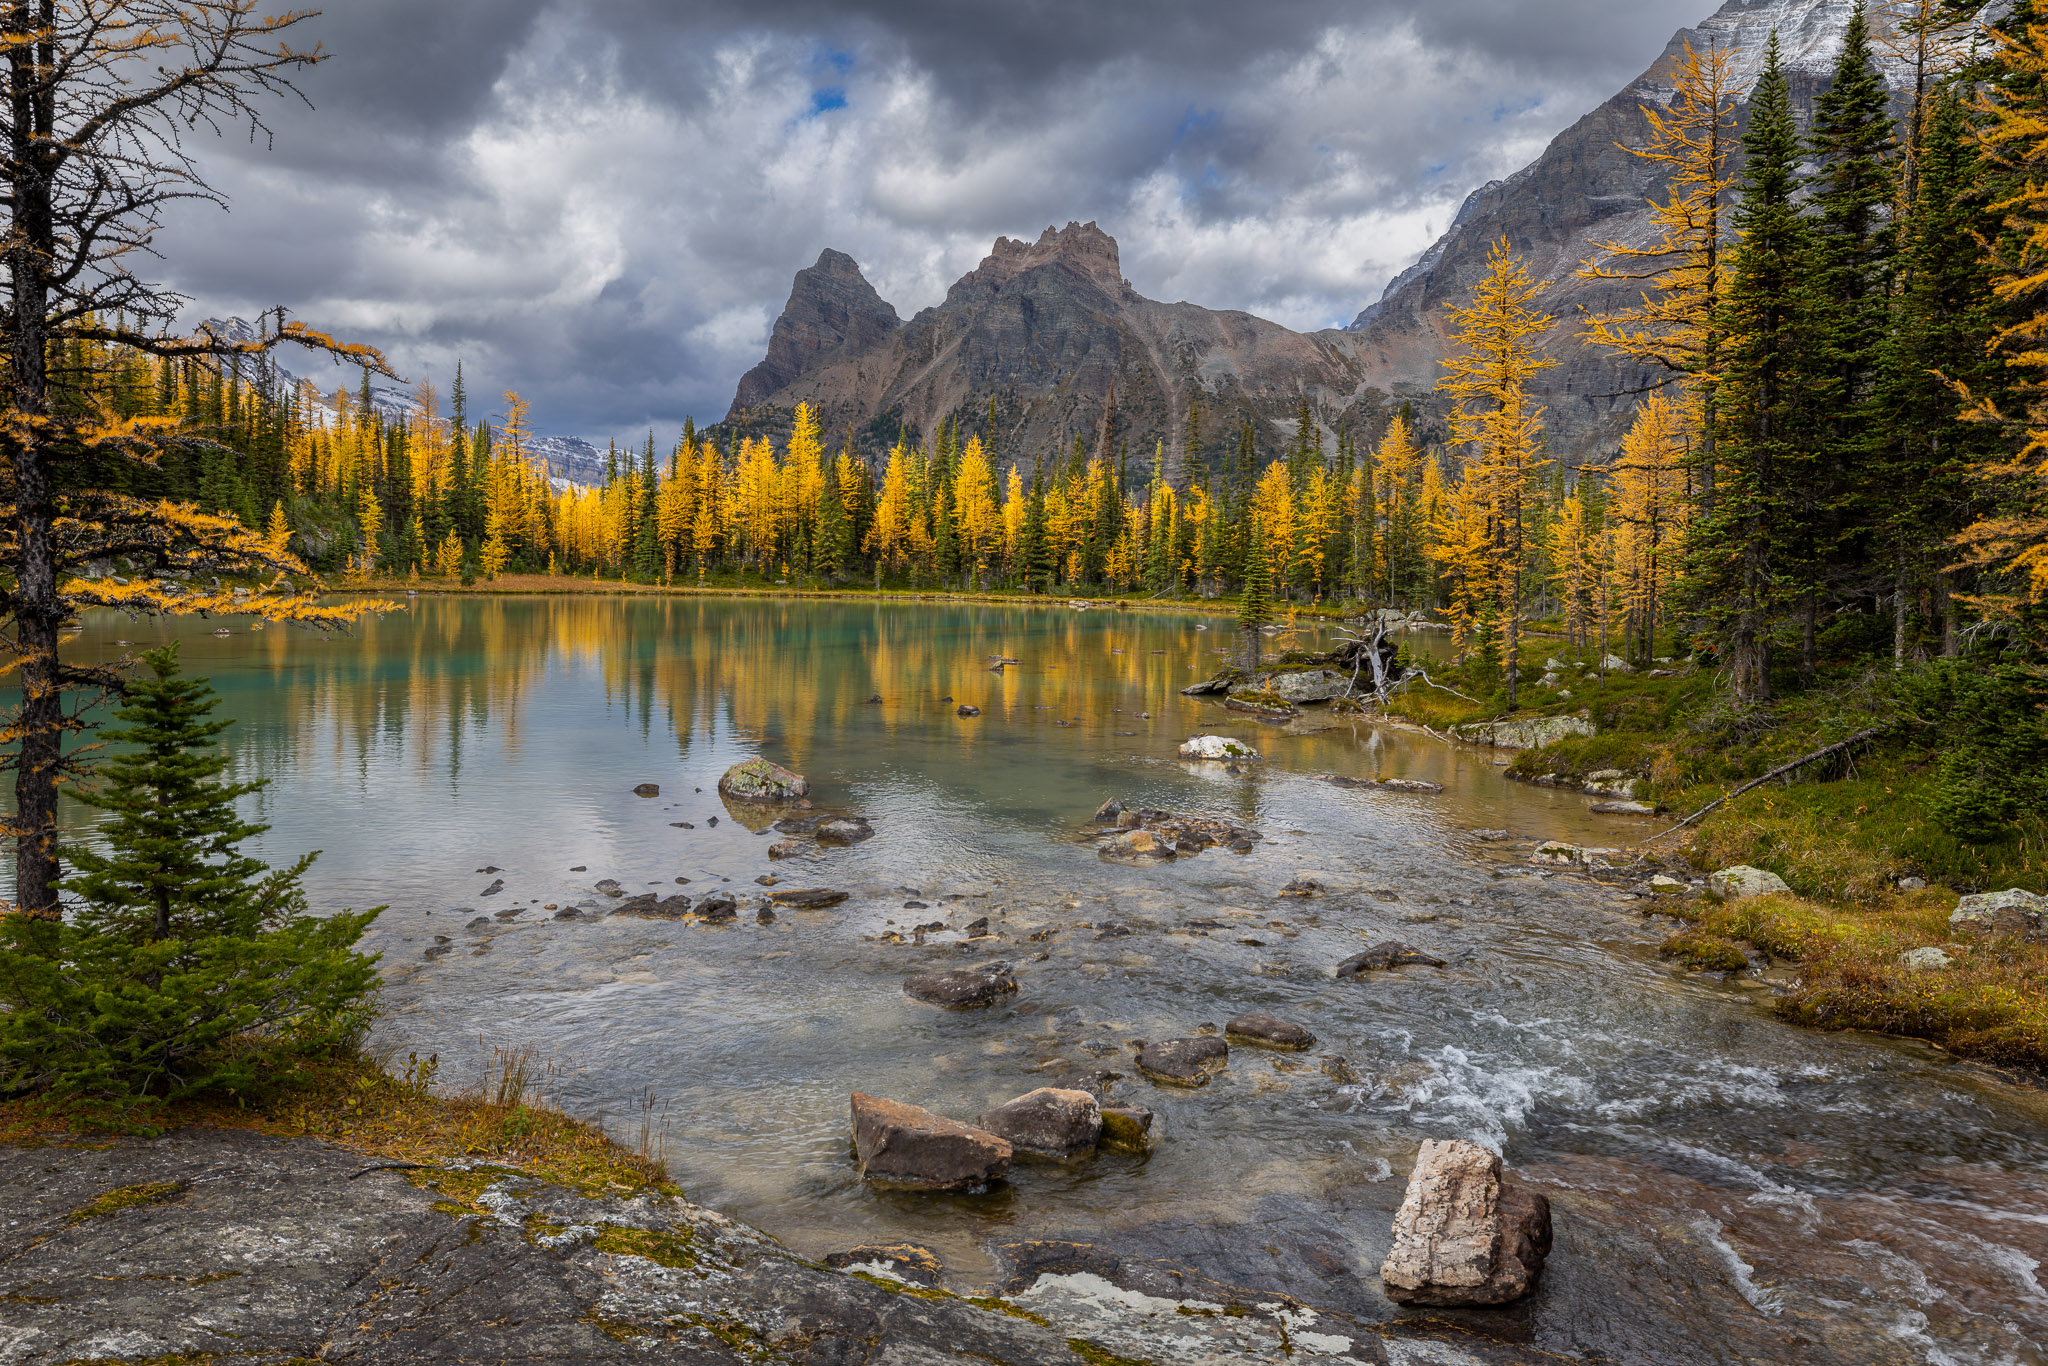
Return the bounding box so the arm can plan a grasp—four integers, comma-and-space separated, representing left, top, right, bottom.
17, 592, 2048, 1366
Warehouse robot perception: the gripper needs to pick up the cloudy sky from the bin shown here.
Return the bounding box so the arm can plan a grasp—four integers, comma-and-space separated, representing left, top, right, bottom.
165, 0, 1713, 440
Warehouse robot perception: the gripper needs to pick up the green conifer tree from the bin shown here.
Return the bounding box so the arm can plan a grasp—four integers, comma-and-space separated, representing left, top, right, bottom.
1797, 4, 1898, 669
1239, 524, 1273, 664
1695, 32, 1812, 702
0, 647, 379, 1103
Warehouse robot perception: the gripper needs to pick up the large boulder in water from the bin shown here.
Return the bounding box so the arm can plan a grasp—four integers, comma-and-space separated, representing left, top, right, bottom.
718, 757, 810, 802
850, 1092, 1011, 1191
974, 1087, 1102, 1158
1380, 1138, 1552, 1306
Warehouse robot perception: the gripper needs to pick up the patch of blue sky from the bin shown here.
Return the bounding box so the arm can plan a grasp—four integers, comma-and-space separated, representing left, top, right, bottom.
1172, 105, 1220, 145
809, 86, 848, 116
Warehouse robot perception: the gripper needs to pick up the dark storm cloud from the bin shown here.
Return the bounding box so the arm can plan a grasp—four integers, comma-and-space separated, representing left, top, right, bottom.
160, 0, 1712, 440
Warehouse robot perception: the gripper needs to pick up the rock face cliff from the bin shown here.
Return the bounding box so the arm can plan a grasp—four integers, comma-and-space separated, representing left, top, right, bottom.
726, 222, 1390, 475
1343, 0, 1912, 458
726, 0, 1915, 469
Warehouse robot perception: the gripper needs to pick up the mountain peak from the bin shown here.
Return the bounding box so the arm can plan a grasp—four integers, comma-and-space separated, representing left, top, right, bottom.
970, 220, 1124, 289
732, 249, 901, 412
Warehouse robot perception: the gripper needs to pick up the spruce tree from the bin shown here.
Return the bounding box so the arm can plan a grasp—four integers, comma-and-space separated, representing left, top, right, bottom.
1239, 525, 1273, 664
1799, 5, 1898, 667
1694, 33, 1811, 702
1882, 89, 1998, 659
0, 647, 379, 1103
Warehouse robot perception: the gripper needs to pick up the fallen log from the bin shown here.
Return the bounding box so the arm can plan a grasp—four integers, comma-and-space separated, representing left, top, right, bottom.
1643, 727, 1888, 843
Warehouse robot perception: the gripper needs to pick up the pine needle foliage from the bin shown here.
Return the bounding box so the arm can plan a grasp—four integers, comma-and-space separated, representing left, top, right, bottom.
0, 648, 379, 1108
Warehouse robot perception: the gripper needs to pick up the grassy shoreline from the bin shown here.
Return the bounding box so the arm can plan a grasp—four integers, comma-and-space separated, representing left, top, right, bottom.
1369, 657, 2048, 1073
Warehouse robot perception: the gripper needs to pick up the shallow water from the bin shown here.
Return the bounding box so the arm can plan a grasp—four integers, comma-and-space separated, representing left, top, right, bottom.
16, 595, 2048, 1364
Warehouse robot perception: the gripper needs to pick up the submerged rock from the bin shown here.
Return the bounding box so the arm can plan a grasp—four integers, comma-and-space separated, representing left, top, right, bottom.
1531, 841, 1591, 867
1950, 888, 2048, 942
767, 887, 849, 909
767, 841, 804, 860
1135, 1036, 1229, 1088
1709, 865, 1792, 901
1224, 1013, 1316, 1051
718, 757, 810, 802
1380, 1138, 1552, 1307
1278, 878, 1324, 899
1092, 797, 1124, 823
956, 704, 982, 717
1336, 942, 1447, 975
612, 894, 692, 920
904, 968, 1019, 1008
849, 1092, 1011, 1191
974, 1087, 1102, 1158
633, 783, 660, 798
695, 894, 738, 921
824, 1243, 945, 1288
816, 817, 874, 846
1099, 829, 1174, 862
1178, 735, 1261, 761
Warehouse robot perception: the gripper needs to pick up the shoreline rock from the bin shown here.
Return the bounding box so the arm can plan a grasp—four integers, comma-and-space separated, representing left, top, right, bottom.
1950, 888, 2048, 943
1708, 865, 1792, 902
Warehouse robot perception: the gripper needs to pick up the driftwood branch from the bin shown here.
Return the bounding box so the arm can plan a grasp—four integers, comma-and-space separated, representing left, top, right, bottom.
1644, 727, 1889, 843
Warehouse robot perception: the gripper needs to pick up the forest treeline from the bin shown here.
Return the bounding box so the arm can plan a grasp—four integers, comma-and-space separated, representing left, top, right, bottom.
64, 1, 2048, 704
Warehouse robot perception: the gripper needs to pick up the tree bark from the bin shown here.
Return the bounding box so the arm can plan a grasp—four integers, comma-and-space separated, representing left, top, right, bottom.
6, 4, 64, 919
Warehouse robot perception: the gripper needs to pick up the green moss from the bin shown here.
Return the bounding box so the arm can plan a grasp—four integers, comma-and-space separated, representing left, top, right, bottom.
1066, 1339, 1158, 1366
406, 1164, 525, 1218
1660, 929, 1750, 973
581, 1310, 650, 1341
590, 1224, 697, 1269
965, 1294, 1051, 1325
844, 1272, 1049, 1325
66, 1181, 184, 1225
522, 1211, 568, 1244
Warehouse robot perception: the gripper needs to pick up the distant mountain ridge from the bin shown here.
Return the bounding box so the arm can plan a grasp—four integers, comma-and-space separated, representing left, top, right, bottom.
725, 0, 1920, 469
724, 221, 1383, 475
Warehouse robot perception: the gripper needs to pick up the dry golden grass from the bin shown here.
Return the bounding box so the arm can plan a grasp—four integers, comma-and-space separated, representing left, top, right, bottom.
1663, 887, 2048, 1069
0, 1049, 675, 1197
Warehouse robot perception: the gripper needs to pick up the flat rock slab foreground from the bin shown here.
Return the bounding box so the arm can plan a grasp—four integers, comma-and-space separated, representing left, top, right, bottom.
0, 1128, 1555, 1365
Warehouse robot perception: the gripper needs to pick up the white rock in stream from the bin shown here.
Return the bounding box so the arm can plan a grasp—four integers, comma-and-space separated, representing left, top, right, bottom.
1179, 735, 1261, 761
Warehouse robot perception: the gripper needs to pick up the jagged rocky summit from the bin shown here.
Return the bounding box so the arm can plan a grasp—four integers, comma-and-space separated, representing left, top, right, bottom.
726, 0, 1921, 470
